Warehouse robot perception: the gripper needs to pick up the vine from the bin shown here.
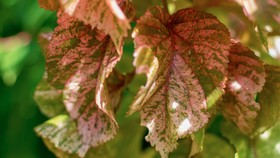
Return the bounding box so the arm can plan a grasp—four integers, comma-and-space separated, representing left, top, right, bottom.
35, 0, 280, 158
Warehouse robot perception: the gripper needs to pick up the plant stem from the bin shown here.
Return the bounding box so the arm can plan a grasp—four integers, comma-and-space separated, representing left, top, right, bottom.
162, 0, 169, 13
250, 138, 258, 158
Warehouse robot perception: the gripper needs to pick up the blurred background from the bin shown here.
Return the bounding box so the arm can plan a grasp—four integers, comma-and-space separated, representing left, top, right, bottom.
0, 0, 57, 157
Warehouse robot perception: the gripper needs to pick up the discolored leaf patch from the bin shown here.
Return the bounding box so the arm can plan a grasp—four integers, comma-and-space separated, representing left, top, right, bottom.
46, 11, 120, 155
129, 6, 230, 157
38, 0, 60, 11
219, 40, 265, 135
34, 73, 66, 118
57, 0, 135, 52
35, 115, 87, 157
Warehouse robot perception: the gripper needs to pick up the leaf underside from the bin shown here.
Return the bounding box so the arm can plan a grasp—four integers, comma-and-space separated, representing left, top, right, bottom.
34, 73, 66, 118
130, 6, 230, 157
45, 11, 121, 156
35, 115, 85, 157
219, 40, 265, 135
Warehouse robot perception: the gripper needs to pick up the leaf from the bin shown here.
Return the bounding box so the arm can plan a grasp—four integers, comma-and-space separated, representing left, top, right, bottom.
165, 138, 193, 158
235, 0, 280, 34
38, 0, 60, 11
106, 69, 134, 112
255, 25, 269, 51
38, 32, 53, 53
255, 122, 280, 158
36, 116, 146, 158
35, 115, 86, 157
133, 47, 156, 75
189, 129, 205, 157
36, 33, 66, 117
218, 40, 266, 135
34, 73, 66, 118
129, 6, 230, 157
46, 11, 119, 155
221, 120, 250, 158
255, 65, 280, 134
84, 119, 146, 158
58, 0, 135, 52
193, 134, 235, 158
221, 119, 280, 158
42, 138, 79, 158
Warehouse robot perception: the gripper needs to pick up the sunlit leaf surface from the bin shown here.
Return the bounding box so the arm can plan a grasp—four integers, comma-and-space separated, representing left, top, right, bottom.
35, 115, 86, 157
60, 0, 134, 52
219, 40, 265, 135
46, 11, 120, 155
129, 6, 230, 157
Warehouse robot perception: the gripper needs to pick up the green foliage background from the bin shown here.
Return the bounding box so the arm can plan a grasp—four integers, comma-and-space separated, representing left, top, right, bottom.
0, 1, 57, 157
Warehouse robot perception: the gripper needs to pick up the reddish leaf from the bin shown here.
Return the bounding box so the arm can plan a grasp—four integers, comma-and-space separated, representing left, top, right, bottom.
59, 0, 135, 52
129, 6, 230, 157
38, 0, 60, 11
219, 40, 265, 135
46, 11, 119, 154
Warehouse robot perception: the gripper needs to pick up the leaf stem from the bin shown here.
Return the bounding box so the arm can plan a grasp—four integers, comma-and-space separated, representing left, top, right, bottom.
250, 138, 258, 158
162, 0, 169, 14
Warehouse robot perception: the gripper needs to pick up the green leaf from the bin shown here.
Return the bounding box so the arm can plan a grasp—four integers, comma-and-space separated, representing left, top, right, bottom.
0, 32, 31, 86
221, 119, 280, 158
221, 120, 251, 158
84, 119, 146, 158
34, 73, 66, 118
255, 25, 269, 51
219, 40, 265, 135
255, 65, 280, 134
256, 122, 280, 158
167, 138, 192, 158
129, 6, 230, 157
189, 129, 205, 157
194, 133, 235, 158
